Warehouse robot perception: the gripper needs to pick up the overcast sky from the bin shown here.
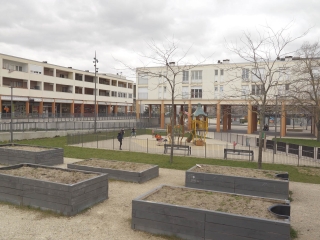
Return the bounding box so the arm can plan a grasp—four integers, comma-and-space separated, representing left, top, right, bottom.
1, 0, 319, 81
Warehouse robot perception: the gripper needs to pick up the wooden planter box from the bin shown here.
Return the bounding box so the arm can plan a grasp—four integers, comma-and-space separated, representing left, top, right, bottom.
185, 165, 289, 200
0, 164, 108, 216
68, 159, 159, 183
132, 185, 290, 240
0, 144, 63, 166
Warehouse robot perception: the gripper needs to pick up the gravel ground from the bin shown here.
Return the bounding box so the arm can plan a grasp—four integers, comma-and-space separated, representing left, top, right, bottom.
0, 164, 319, 240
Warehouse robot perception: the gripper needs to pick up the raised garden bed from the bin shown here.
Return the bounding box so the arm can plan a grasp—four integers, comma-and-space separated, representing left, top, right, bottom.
0, 144, 63, 166
0, 163, 108, 216
185, 165, 289, 199
132, 185, 290, 240
67, 158, 159, 183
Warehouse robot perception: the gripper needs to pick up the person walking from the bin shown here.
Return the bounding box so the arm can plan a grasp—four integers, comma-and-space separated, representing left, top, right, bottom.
131, 127, 136, 137
117, 129, 124, 150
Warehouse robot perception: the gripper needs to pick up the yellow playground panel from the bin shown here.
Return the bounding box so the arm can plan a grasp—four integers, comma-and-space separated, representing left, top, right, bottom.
191, 103, 208, 146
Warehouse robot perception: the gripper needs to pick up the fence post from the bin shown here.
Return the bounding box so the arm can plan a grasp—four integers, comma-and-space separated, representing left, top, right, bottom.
147, 138, 148, 153
23, 123, 24, 132
34, 122, 36, 132
205, 142, 207, 158
113, 135, 114, 150
81, 132, 83, 148
97, 133, 98, 149
249, 144, 250, 162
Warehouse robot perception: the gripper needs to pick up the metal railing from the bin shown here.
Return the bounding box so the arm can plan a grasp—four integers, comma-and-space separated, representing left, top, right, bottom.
0, 121, 158, 133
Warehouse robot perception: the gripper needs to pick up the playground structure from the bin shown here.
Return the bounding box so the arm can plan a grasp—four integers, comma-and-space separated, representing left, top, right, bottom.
164, 103, 208, 146
190, 103, 208, 146
166, 108, 189, 144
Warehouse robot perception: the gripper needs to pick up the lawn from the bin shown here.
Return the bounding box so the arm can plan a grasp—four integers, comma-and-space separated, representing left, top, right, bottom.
12, 136, 320, 184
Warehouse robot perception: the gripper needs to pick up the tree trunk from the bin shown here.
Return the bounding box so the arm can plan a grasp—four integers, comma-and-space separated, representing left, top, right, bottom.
257, 112, 265, 169
170, 92, 175, 163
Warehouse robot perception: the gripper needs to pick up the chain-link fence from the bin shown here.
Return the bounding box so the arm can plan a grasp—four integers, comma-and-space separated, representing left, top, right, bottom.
67, 131, 320, 167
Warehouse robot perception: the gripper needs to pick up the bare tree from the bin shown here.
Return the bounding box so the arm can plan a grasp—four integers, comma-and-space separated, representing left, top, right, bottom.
289, 42, 320, 141
136, 39, 207, 163
226, 24, 307, 169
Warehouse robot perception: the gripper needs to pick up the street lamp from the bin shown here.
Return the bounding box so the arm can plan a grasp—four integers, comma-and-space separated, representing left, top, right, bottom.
273, 94, 278, 163
9, 83, 14, 143
93, 52, 98, 133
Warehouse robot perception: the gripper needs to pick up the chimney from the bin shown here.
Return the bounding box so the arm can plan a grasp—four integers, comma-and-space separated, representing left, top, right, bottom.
217, 60, 221, 64
285, 56, 292, 61
43, 61, 47, 63
85, 70, 89, 72
169, 62, 175, 66
68, 67, 72, 69
223, 59, 230, 63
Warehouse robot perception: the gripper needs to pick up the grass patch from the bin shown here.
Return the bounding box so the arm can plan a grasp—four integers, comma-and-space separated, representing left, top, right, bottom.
12, 136, 320, 184
289, 190, 294, 202
274, 138, 320, 147
290, 226, 298, 239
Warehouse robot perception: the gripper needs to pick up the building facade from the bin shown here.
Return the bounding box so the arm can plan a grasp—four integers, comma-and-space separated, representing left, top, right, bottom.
136, 57, 319, 137
0, 53, 134, 118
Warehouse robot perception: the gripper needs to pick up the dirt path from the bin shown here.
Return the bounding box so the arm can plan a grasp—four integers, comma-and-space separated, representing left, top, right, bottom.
0, 162, 319, 239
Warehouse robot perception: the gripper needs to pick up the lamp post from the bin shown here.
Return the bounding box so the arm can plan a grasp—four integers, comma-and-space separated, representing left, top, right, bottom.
93, 52, 98, 133
273, 94, 278, 163
9, 83, 14, 143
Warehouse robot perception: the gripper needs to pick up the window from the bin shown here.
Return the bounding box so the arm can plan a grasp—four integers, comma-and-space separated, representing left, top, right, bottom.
183, 71, 189, 82
220, 69, 224, 75
220, 86, 224, 92
163, 86, 167, 97
128, 93, 132, 98
214, 87, 218, 92
60, 74, 65, 78
279, 68, 290, 81
241, 86, 250, 98
138, 74, 148, 85
252, 68, 265, 82
191, 70, 202, 83
111, 91, 117, 97
215, 70, 218, 76
252, 84, 263, 95
138, 87, 148, 99
285, 84, 290, 91
158, 87, 162, 99
62, 87, 68, 92
15, 66, 22, 71
191, 88, 202, 98
182, 86, 189, 99
242, 68, 249, 81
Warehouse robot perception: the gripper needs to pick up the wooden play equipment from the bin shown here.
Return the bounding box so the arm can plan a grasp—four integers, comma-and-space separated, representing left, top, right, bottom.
190, 103, 208, 146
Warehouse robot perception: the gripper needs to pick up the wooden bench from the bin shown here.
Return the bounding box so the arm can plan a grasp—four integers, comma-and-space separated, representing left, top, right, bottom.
164, 144, 191, 155
224, 148, 254, 161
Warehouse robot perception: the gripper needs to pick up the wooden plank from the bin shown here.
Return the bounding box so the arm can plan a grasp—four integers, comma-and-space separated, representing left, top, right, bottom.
133, 200, 206, 222
134, 209, 205, 228
205, 211, 289, 235
132, 217, 204, 239
205, 222, 289, 240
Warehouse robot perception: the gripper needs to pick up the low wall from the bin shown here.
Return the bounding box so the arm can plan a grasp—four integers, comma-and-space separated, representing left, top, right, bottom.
132, 185, 290, 240
0, 164, 108, 216
185, 166, 289, 200
0, 144, 63, 166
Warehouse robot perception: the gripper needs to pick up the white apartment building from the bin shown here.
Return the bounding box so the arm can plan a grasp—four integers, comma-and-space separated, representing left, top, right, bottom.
136, 57, 318, 136
0, 53, 134, 117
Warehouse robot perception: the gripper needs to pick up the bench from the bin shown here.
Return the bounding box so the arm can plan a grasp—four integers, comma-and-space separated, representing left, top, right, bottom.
224, 148, 254, 161
164, 144, 191, 155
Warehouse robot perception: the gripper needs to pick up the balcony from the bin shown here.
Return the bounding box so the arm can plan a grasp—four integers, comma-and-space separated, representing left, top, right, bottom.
56, 84, 73, 93
75, 86, 83, 94
43, 82, 54, 91
56, 70, 73, 80
44, 67, 54, 77
99, 78, 110, 85
30, 80, 41, 90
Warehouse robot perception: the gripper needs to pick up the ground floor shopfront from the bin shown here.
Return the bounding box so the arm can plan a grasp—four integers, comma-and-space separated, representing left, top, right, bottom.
0, 96, 133, 118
